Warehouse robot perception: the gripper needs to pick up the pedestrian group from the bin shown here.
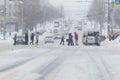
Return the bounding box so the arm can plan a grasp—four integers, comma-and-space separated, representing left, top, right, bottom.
13, 31, 79, 46
60, 32, 79, 46
13, 32, 40, 45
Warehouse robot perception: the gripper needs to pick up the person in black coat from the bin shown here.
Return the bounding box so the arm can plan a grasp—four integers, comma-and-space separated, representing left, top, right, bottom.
25, 33, 29, 45
68, 33, 74, 46
30, 33, 34, 45
13, 33, 17, 45
60, 35, 65, 45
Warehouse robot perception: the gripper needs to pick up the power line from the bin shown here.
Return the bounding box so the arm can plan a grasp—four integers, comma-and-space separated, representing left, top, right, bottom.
63, 0, 94, 2
76, 0, 94, 3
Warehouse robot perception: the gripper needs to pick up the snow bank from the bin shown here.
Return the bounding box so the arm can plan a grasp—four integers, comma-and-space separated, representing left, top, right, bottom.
112, 36, 120, 43
101, 36, 120, 46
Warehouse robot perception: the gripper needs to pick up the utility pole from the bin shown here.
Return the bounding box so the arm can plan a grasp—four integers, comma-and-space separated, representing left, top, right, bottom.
9, 0, 24, 33
20, 2, 24, 33
108, 0, 111, 36
3, 0, 7, 40
9, 4, 12, 36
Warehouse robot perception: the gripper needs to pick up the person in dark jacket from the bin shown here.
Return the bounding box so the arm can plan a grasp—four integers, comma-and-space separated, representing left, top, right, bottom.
70, 33, 74, 46
74, 32, 78, 46
109, 35, 112, 41
25, 33, 29, 45
13, 33, 17, 45
68, 33, 74, 46
60, 35, 65, 45
30, 33, 34, 45
68, 33, 71, 46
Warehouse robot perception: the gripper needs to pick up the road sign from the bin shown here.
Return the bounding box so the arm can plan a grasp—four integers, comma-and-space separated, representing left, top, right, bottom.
114, 0, 120, 6
116, 0, 120, 4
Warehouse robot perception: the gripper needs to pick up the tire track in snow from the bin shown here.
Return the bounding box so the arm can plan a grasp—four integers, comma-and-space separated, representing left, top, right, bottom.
0, 49, 52, 73
0, 58, 33, 72
0, 49, 63, 80
87, 50, 112, 80
36, 49, 79, 80
36, 56, 65, 80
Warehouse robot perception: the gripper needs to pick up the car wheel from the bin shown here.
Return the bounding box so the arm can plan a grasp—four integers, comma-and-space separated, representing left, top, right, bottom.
84, 42, 88, 45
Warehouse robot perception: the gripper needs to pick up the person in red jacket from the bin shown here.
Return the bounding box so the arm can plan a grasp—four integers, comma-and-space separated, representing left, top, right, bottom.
74, 32, 79, 46
109, 35, 112, 41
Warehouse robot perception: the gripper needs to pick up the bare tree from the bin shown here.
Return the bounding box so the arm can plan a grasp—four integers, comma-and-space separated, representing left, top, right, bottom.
14, 0, 64, 32
87, 0, 106, 34
113, 7, 120, 28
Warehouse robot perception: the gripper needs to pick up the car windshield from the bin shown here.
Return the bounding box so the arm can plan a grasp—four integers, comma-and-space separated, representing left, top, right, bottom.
46, 36, 53, 38
17, 36, 25, 39
88, 32, 99, 36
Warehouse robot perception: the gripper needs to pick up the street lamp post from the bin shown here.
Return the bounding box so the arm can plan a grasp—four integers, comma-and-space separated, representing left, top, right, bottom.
3, 0, 7, 40
19, 1, 24, 33
108, 0, 111, 36
3, 0, 24, 39
107, 0, 114, 36
9, 0, 24, 33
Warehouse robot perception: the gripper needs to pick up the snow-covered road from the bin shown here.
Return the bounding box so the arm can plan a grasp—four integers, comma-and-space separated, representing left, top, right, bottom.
0, 43, 120, 80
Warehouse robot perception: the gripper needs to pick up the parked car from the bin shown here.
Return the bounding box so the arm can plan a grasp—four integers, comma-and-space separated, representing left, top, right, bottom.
16, 36, 25, 45
44, 36, 54, 44
112, 33, 119, 40
82, 31, 100, 46
53, 29, 58, 33
54, 34, 61, 39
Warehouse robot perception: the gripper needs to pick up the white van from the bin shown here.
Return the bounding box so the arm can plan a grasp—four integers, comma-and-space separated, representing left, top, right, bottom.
82, 31, 100, 46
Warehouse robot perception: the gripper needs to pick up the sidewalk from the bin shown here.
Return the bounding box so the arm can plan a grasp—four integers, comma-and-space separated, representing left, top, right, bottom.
0, 43, 13, 52
0, 38, 16, 53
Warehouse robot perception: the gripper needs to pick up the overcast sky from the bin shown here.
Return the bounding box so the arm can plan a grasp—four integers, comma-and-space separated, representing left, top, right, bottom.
0, 0, 3, 4
0, 0, 93, 19
49, 0, 93, 18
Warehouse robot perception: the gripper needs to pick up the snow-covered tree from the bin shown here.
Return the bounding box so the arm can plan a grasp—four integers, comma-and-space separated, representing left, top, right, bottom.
113, 7, 120, 28
15, 0, 64, 32
87, 0, 106, 33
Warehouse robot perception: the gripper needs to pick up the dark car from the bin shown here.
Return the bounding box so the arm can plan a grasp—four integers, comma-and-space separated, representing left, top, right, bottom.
16, 36, 25, 45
